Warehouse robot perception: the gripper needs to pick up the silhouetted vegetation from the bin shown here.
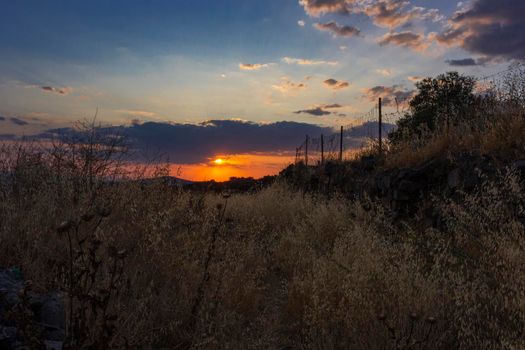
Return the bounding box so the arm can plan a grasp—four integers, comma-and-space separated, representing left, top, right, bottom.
389, 72, 477, 144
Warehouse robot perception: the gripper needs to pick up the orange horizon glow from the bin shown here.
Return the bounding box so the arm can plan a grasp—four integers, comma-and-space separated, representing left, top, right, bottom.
171, 153, 293, 182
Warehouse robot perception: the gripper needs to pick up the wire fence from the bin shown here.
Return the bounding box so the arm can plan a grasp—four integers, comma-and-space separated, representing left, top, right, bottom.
294, 62, 525, 165
295, 99, 408, 165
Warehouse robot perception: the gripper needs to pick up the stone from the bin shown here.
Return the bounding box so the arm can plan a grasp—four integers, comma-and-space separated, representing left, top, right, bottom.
44, 340, 63, 350
513, 160, 525, 178
447, 168, 461, 189
0, 269, 65, 347
0, 326, 17, 349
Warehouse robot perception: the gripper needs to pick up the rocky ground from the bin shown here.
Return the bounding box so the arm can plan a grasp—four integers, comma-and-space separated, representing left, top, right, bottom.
0, 269, 64, 350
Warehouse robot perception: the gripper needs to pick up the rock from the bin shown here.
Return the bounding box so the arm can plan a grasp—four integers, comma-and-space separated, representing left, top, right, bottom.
513, 160, 525, 178
0, 326, 17, 349
397, 179, 421, 194
0, 269, 65, 348
41, 294, 65, 341
447, 168, 461, 189
0, 269, 24, 321
44, 340, 63, 350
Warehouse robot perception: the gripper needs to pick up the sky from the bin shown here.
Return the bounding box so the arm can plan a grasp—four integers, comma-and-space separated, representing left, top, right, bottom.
0, 0, 523, 180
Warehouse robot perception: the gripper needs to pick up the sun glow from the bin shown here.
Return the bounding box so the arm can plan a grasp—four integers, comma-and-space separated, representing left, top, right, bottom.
164, 153, 294, 182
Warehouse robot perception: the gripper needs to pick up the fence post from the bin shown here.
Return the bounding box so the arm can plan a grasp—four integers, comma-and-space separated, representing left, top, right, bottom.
339, 126, 343, 162
378, 97, 383, 154
321, 134, 324, 164
305, 135, 309, 166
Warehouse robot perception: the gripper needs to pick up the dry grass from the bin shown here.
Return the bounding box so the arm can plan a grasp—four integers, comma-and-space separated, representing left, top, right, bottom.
384, 110, 525, 169
1, 137, 524, 348
383, 72, 525, 170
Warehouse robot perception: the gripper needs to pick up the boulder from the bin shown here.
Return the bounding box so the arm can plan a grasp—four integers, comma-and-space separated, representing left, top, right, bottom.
0, 268, 65, 348
513, 160, 525, 178
447, 168, 461, 189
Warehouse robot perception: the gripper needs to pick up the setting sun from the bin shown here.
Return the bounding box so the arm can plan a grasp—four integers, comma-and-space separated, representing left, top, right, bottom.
213, 158, 224, 165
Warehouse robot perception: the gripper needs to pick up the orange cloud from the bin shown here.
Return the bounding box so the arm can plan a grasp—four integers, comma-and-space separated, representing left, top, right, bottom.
239, 63, 272, 71
378, 31, 430, 52
282, 57, 338, 66
272, 78, 307, 94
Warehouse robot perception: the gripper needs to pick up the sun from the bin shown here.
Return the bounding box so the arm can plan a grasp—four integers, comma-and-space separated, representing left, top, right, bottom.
213, 158, 224, 165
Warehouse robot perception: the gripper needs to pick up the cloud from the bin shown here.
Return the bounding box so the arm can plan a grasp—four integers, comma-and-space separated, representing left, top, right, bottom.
282, 57, 338, 66
40, 86, 73, 95
314, 21, 361, 37
445, 58, 479, 66
272, 78, 307, 94
362, 85, 415, 106
294, 103, 343, 116
323, 78, 350, 90
407, 75, 423, 82
9, 117, 29, 126
239, 63, 272, 71
322, 103, 343, 109
0, 134, 18, 140
299, 0, 350, 17
300, 0, 443, 29
376, 68, 392, 77
37, 119, 333, 164
298, 20, 306, 27
116, 110, 156, 118
378, 31, 429, 51
361, 0, 417, 28
294, 107, 332, 116
432, 0, 525, 60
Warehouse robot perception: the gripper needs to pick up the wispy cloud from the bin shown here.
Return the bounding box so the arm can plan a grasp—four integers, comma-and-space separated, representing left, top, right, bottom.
299, 0, 349, 17
407, 76, 423, 83
445, 58, 479, 67
323, 78, 350, 90
9, 117, 29, 126
361, 1, 440, 29
294, 107, 332, 116
378, 31, 429, 52
239, 63, 272, 71
115, 110, 156, 118
362, 85, 415, 106
40, 86, 73, 95
376, 68, 392, 77
298, 20, 306, 27
294, 103, 344, 116
282, 57, 338, 66
314, 21, 361, 37
272, 78, 307, 94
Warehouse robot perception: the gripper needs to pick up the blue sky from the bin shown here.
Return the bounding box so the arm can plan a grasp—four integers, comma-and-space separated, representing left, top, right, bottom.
0, 0, 521, 138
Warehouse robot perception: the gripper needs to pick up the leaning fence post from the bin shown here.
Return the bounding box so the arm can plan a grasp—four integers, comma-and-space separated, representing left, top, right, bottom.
321, 134, 324, 165
339, 126, 343, 161
305, 135, 309, 166
378, 97, 383, 154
